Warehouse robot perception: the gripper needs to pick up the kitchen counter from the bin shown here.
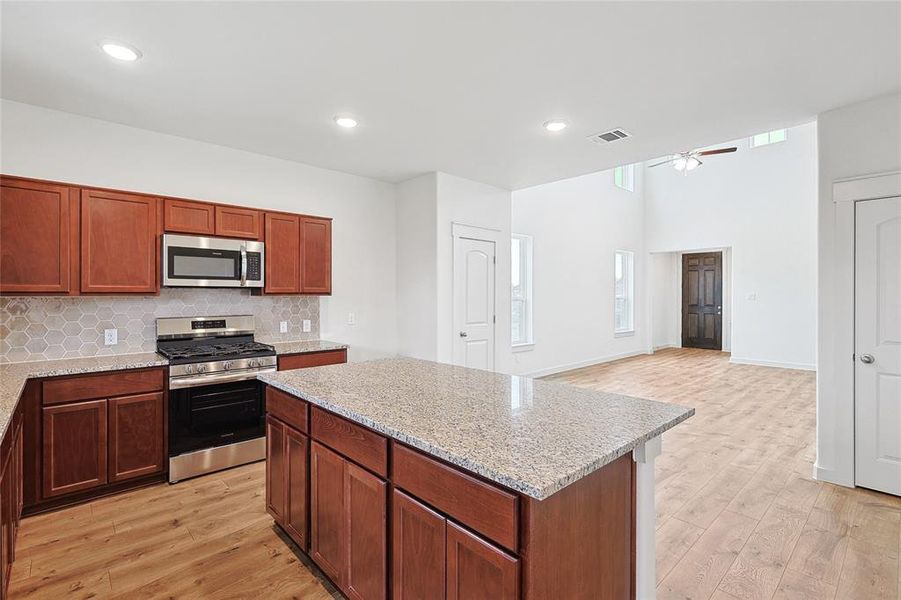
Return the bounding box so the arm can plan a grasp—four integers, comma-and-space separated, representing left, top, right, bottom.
259, 357, 693, 500
260, 339, 348, 356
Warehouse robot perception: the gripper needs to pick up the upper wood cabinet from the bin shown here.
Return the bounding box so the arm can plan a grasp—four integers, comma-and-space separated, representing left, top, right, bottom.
80, 189, 160, 294
108, 392, 164, 483
215, 205, 262, 239
0, 177, 78, 294
300, 217, 332, 294
163, 198, 215, 235
264, 212, 301, 294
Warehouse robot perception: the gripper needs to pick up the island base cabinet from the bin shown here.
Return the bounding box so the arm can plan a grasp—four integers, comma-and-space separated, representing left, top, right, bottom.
310, 442, 386, 600
267, 416, 310, 550
447, 522, 519, 600
266, 417, 288, 524
392, 490, 446, 600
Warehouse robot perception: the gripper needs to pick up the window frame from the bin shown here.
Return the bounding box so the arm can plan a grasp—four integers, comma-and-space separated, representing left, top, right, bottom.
749, 128, 787, 148
614, 164, 636, 192
511, 233, 534, 350
613, 250, 635, 336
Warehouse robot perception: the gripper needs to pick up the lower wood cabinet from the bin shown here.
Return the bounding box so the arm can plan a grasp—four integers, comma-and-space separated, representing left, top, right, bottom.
266, 416, 288, 523
392, 489, 519, 600
42, 399, 108, 498
266, 416, 310, 551
0, 418, 23, 600
310, 441, 386, 600
108, 393, 164, 483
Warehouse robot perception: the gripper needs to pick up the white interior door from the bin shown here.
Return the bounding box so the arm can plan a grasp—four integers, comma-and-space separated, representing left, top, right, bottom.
855, 195, 901, 496
453, 236, 496, 370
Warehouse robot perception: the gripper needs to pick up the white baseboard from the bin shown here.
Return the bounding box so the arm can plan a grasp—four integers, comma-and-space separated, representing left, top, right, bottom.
729, 356, 816, 371
524, 350, 648, 378
813, 463, 855, 488
653, 343, 679, 351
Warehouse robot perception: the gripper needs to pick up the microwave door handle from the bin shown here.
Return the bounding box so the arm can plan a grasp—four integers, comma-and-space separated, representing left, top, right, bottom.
240, 245, 247, 286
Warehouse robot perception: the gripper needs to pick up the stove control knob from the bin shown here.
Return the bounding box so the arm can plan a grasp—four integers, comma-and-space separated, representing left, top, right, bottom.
249, 359, 259, 368
196, 364, 206, 374
185, 364, 195, 375
223, 361, 232, 371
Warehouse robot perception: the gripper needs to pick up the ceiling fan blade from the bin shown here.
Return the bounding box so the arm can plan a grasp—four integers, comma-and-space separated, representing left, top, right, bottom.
697, 147, 737, 156
648, 158, 676, 168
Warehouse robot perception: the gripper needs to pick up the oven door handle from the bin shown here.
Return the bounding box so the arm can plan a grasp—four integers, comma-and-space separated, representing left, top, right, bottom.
169, 367, 276, 390
240, 245, 248, 287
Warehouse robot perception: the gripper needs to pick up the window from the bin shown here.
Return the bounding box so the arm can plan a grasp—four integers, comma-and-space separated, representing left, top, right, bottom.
614, 250, 634, 334
750, 128, 787, 148
614, 164, 635, 192
511, 234, 533, 347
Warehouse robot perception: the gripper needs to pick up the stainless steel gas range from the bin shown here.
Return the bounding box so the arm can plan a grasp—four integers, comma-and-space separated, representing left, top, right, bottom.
156, 315, 276, 483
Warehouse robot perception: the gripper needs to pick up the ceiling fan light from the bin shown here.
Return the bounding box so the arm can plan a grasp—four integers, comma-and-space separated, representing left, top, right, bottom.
673, 157, 687, 171
685, 157, 701, 171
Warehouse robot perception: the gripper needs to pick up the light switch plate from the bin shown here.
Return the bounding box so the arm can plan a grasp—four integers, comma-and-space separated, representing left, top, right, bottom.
302, 319, 311, 333
347, 312, 356, 326
279, 321, 288, 334
104, 329, 118, 346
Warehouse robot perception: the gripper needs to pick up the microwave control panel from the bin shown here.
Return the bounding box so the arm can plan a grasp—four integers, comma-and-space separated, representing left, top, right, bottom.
246, 253, 262, 281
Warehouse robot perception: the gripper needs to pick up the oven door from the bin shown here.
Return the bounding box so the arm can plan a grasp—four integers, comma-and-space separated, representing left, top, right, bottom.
162, 234, 264, 288
168, 378, 266, 457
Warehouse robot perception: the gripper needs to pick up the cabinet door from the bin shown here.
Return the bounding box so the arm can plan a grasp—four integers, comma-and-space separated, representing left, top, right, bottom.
346, 462, 386, 600
266, 416, 287, 524
81, 189, 160, 293
392, 490, 446, 600
284, 426, 309, 550
164, 198, 215, 235
300, 216, 332, 294
0, 177, 77, 294
216, 205, 262, 240
108, 392, 164, 482
310, 441, 346, 585
264, 213, 301, 294
446, 521, 519, 600
42, 399, 107, 498
0, 462, 7, 597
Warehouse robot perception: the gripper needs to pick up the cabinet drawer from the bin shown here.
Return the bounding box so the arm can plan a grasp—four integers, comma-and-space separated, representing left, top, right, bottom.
266, 386, 309, 433
42, 368, 164, 405
277, 349, 347, 371
311, 407, 387, 478
392, 443, 519, 552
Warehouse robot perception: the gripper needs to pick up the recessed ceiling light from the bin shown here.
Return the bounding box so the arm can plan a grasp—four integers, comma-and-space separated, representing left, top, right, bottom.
543, 119, 568, 132
99, 41, 142, 62
334, 116, 358, 129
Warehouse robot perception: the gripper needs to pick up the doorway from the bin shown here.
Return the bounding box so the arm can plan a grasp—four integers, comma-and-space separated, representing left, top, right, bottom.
855, 195, 901, 496
452, 227, 497, 370
681, 252, 723, 350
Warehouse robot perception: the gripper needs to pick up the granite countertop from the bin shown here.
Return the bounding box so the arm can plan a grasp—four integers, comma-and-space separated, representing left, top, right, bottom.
0, 339, 347, 441
0, 352, 169, 438
259, 357, 694, 500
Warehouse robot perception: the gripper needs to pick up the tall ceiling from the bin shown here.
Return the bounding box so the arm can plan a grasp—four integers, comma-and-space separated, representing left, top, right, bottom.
2, 2, 899, 190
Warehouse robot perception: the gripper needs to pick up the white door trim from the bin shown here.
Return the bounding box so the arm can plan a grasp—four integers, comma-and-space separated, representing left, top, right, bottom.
452, 222, 501, 370
817, 170, 901, 488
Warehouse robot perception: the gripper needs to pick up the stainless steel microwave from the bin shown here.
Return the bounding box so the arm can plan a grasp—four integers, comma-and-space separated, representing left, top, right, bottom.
162, 234, 264, 288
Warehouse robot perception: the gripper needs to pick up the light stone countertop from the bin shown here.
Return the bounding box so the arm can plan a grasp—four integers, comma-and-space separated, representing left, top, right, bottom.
0, 339, 348, 441
259, 357, 694, 500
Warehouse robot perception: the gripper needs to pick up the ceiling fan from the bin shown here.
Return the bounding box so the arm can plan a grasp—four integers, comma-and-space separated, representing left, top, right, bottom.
648, 146, 737, 172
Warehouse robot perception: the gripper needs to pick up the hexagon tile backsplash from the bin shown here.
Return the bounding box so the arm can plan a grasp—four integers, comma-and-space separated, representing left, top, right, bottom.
0, 289, 320, 363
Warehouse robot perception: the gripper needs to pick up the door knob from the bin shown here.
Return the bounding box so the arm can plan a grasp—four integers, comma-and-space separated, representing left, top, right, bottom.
459, 331, 468, 338
860, 354, 875, 364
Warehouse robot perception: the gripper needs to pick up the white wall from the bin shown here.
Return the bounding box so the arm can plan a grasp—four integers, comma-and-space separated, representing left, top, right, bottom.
0, 100, 398, 361
650, 252, 681, 349
644, 122, 818, 370
816, 92, 901, 487
395, 173, 438, 360
510, 169, 647, 377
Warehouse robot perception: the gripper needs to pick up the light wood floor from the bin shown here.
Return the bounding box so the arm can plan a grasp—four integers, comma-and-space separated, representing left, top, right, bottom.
11, 348, 899, 599
547, 348, 900, 600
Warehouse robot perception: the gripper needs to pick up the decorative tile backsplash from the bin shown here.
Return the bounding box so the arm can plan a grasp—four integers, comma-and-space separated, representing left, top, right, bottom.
0, 289, 319, 363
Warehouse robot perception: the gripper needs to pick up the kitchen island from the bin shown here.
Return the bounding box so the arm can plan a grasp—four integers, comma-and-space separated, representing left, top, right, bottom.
259, 357, 693, 600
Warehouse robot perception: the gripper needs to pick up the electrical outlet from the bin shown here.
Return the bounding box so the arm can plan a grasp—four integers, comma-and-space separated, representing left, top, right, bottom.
104, 329, 118, 346
279, 321, 288, 334
302, 319, 311, 333
347, 312, 356, 326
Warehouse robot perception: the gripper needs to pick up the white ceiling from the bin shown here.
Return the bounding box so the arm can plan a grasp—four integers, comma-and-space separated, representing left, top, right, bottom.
2, 2, 899, 190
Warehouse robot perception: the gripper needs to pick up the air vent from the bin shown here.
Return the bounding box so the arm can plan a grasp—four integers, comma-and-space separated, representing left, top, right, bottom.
588, 128, 632, 144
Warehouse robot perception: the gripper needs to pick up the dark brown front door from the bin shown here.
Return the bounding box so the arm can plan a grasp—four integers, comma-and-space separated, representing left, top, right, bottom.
682, 252, 723, 350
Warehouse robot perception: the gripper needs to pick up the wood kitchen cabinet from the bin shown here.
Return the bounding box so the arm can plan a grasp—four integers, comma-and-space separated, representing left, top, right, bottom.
0, 176, 79, 294
80, 188, 160, 294
215, 205, 262, 239
264, 212, 301, 294
266, 415, 310, 551
446, 521, 519, 600
42, 399, 108, 498
310, 441, 386, 599
266, 416, 288, 523
163, 198, 215, 235
300, 216, 332, 294
0, 418, 23, 600
392, 490, 446, 600
108, 392, 165, 483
